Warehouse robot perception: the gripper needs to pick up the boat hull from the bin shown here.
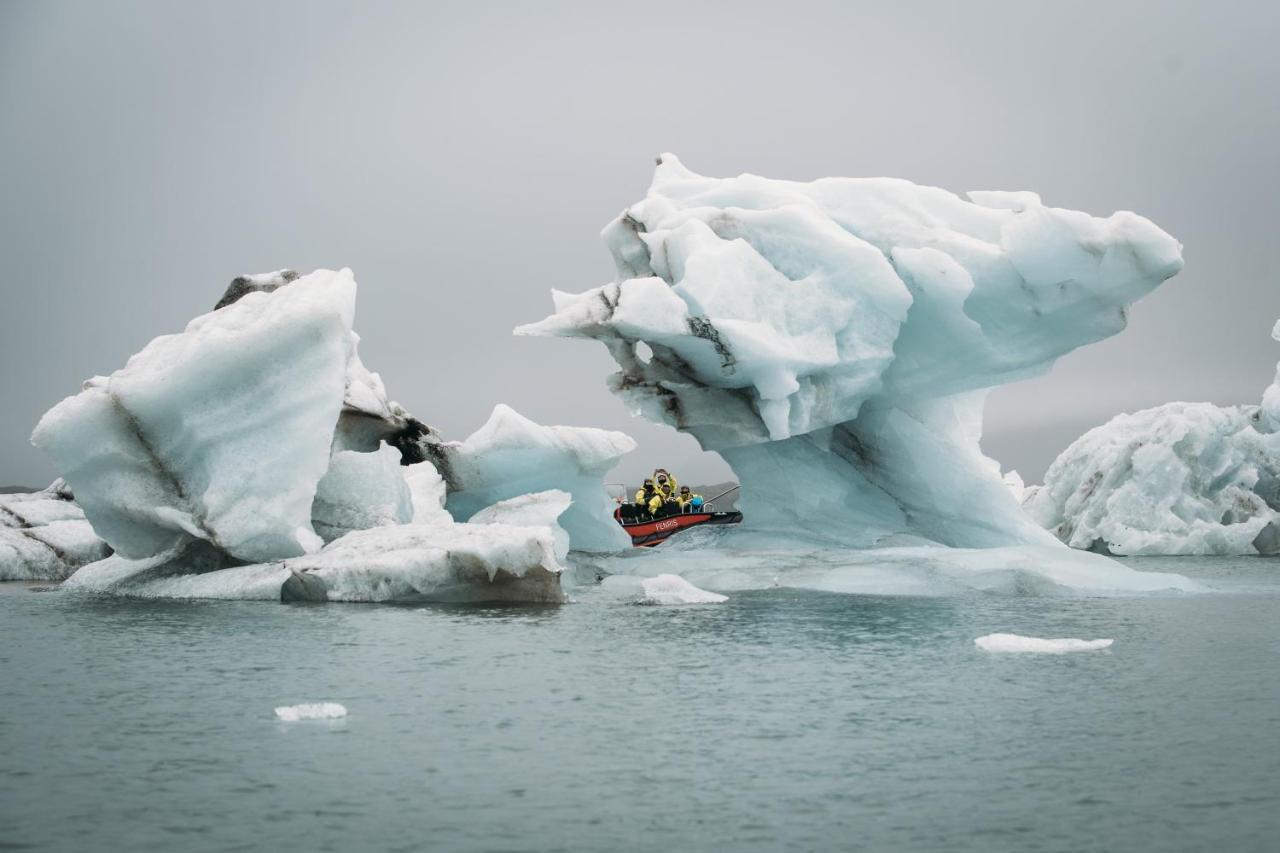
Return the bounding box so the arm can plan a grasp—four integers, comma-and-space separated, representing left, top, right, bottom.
614, 509, 743, 547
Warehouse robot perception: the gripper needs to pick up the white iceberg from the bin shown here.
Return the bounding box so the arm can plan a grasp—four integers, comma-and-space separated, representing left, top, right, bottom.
435, 404, 636, 552
274, 702, 347, 721
519, 155, 1189, 590
32, 269, 360, 563
0, 481, 111, 580
35, 269, 591, 603
975, 633, 1114, 654
1025, 320, 1280, 556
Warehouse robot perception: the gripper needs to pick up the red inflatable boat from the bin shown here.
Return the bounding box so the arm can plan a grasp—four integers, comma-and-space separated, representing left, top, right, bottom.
613, 507, 744, 547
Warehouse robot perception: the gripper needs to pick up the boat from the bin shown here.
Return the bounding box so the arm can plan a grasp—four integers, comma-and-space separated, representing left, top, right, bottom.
613, 507, 743, 547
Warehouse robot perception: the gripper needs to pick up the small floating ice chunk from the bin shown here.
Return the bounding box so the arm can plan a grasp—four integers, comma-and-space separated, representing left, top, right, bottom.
640, 574, 728, 605
274, 702, 348, 721
975, 633, 1113, 654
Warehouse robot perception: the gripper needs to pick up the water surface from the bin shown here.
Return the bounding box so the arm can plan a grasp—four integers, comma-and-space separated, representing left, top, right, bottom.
2, 558, 1277, 852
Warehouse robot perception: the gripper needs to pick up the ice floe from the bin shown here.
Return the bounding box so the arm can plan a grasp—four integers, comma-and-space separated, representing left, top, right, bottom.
975, 633, 1114, 654
274, 702, 348, 721
599, 572, 728, 604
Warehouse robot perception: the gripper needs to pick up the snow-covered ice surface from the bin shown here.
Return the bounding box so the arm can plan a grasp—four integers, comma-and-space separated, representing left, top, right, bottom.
1025, 321, 1280, 556
974, 634, 1114, 654
274, 702, 347, 721
438, 404, 636, 551
0, 481, 111, 580
522, 155, 1192, 592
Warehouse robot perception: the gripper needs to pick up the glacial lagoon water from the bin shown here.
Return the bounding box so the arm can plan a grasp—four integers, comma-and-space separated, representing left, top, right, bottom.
2, 558, 1278, 852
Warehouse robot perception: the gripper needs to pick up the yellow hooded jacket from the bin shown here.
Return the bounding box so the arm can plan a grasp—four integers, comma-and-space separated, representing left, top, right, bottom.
653, 470, 679, 499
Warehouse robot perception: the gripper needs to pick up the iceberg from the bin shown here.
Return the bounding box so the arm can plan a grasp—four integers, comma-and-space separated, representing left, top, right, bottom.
1025, 406, 1280, 557
32, 269, 359, 563
35, 269, 587, 603
1023, 317, 1280, 556
0, 481, 111, 580
519, 155, 1189, 590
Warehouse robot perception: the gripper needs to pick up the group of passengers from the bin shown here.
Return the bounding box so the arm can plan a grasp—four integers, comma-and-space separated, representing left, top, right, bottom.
622, 468, 705, 521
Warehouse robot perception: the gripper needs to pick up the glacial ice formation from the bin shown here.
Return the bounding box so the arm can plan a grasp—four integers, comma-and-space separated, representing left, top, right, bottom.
0, 481, 111, 580
434, 404, 636, 552
519, 155, 1186, 575
1024, 400, 1280, 556
1021, 317, 1280, 556
36, 269, 580, 602
33, 269, 360, 562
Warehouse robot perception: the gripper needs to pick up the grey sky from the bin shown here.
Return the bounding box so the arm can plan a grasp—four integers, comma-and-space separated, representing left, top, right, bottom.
2, 0, 1277, 489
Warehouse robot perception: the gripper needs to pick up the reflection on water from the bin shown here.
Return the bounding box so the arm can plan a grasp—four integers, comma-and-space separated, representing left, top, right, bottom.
1, 558, 1278, 852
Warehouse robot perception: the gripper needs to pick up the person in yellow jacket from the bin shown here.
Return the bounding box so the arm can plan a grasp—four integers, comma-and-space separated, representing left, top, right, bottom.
634, 479, 656, 506
652, 468, 678, 499
676, 485, 703, 512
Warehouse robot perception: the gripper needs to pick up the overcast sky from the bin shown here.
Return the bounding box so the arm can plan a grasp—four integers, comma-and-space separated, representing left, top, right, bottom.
2, 0, 1277, 488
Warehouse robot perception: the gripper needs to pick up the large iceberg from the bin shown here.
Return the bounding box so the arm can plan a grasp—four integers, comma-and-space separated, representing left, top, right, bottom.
521, 155, 1191, 591
33, 269, 586, 602
33, 269, 360, 562
0, 481, 110, 580
1023, 321, 1280, 556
